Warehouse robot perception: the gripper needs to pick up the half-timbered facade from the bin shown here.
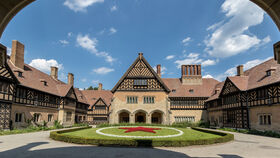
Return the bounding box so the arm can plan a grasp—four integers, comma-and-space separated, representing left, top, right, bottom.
206, 59, 280, 133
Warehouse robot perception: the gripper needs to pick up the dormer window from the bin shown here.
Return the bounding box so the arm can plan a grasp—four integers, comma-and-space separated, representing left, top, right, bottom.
18, 72, 23, 77
266, 67, 276, 76
189, 89, 194, 93
40, 79, 47, 86
266, 71, 271, 76
172, 89, 176, 92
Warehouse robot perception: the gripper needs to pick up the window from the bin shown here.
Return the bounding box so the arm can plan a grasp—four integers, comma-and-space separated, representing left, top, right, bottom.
127, 96, 138, 104
259, 114, 271, 125
94, 117, 107, 121
143, 96, 155, 104
266, 71, 271, 76
48, 114, 53, 122
15, 113, 22, 122
172, 89, 176, 92
33, 113, 40, 122
133, 79, 147, 86
175, 116, 195, 123
66, 112, 72, 122
0, 81, 9, 93
189, 89, 194, 93
95, 105, 106, 110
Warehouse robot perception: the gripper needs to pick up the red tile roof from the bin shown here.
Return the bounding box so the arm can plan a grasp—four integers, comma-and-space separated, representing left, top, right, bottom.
162, 78, 219, 97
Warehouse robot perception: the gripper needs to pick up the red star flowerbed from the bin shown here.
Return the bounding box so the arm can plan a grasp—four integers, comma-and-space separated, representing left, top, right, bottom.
119, 127, 161, 133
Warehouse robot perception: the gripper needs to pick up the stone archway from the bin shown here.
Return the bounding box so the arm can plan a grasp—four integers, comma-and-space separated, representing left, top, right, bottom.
151, 112, 163, 124
0, 0, 279, 39
119, 111, 130, 123
135, 112, 146, 123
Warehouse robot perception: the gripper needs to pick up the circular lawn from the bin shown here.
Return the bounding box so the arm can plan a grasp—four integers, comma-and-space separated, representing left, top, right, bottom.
50, 126, 234, 147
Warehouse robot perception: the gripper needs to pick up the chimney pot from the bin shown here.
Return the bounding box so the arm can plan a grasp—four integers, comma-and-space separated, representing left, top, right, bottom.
156, 64, 161, 77
50, 67, 58, 80
68, 73, 74, 85
98, 83, 103, 91
237, 65, 244, 76
11, 40, 25, 69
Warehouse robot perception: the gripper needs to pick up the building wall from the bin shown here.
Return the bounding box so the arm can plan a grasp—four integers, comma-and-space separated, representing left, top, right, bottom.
207, 110, 223, 127
11, 103, 58, 128
170, 109, 207, 124
250, 104, 280, 133
110, 91, 170, 124
58, 99, 76, 126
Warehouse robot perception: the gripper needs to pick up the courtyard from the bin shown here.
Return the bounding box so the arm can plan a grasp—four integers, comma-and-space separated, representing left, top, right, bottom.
1, 128, 280, 158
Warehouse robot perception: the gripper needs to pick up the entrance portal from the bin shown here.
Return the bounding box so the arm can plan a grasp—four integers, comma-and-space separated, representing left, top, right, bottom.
151, 112, 162, 124
135, 112, 146, 123
119, 111, 130, 123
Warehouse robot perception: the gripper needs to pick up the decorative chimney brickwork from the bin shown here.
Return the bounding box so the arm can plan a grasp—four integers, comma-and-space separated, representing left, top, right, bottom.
11, 40, 24, 70
98, 83, 103, 91
50, 66, 58, 80
181, 65, 202, 85
157, 64, 161, 77
237, 65, 244, 76
68, 73, 74, 85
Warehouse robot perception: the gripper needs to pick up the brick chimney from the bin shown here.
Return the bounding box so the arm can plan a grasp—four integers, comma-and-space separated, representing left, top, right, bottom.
138, 52, 143, 59
11, 40, 24, 69
50, 66, 58, 80
0, 43, 7, 67
157, 64, 161, 77
274, 41, 280, 64
237, 65, 244, 76
98, 83, 103, 91
68, 73, 74, 85
181, 65, 202, 85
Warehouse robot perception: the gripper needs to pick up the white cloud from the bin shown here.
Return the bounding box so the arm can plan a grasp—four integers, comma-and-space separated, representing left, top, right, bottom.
109, 27, 117, 35
182, 37, 191, 46
93, 67, 114, 74
174, 53, 216, 68
63, 0, 104, 12
204, 0, 266, 58
92, 80, 99, 85
77, 34, 116, 63
81, 78, 87, 82
7, 47, 11, 56
29, 59, 63, 73
165, 55, 175, 60
216, 56, 273, 81
111, 5, 117, 12
203, 74, 214, 78
68, 32, 73, 37
59, 40, 69, 45
153, 66, 167, 75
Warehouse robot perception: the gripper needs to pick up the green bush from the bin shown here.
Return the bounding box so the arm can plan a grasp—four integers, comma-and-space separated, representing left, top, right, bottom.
218, 127, 280, 138
50, 126, 234, 147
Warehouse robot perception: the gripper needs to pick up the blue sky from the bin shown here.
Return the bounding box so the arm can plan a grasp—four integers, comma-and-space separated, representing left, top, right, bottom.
0, 0, 279, 90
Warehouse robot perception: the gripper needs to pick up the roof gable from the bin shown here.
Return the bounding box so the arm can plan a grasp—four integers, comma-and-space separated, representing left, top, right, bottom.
65, 87, 77, 100
220, 78, 240, 96
111, 54, 170, 93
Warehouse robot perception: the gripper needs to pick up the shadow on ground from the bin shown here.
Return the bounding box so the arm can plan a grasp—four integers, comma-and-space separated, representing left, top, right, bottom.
0, 142, 244, 158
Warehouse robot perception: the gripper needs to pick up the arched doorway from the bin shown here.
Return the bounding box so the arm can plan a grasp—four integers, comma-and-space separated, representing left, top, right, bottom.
119, 111, 130, 123
135, 112, 146, 123
151, 112, 163, 124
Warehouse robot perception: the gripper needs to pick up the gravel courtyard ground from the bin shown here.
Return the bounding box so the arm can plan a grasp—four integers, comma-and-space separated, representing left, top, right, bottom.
0, 128, 280, 158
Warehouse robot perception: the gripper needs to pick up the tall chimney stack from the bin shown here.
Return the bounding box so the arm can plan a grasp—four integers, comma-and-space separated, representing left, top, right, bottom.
157, 64, 161, 77
237, 65, 244, 76
274, 41, 280, 64
50, 67, 58, 80
11, 40, 24, 69
68, 73, 74, 85
0, 44, 7, 67
181, 65, 202, 85
98, 83, 103, 91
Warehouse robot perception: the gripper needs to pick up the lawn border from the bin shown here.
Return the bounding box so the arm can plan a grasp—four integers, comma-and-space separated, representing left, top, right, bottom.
50, 126, 234, 147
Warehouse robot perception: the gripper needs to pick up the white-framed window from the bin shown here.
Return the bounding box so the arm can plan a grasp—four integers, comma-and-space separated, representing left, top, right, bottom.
15, 113, 23, 122
259, 114, 271, 125
175, 116, 195, 123
48, 114, 53, 122
143, 96, 155, 104
127, 96, 138, 104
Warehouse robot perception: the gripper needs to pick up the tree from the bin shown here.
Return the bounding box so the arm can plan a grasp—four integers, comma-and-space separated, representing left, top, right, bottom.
87, 86, 99, 90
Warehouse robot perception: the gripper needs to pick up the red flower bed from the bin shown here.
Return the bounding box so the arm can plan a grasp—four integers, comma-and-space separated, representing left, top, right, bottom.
119, 127, 161, 133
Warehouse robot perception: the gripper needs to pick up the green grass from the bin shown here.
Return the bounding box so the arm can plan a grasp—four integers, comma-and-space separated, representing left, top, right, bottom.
62, 127, 221, 141
0, 123, 89, 136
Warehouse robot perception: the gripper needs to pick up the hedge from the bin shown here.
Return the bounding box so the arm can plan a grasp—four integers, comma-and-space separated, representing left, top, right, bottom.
50, 126, 234, 147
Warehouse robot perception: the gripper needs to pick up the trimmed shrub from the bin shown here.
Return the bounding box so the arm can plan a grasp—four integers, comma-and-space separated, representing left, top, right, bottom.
50, 126, 234, 147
